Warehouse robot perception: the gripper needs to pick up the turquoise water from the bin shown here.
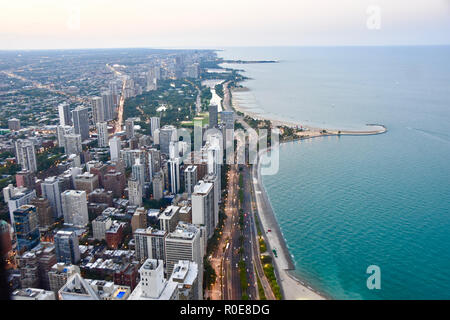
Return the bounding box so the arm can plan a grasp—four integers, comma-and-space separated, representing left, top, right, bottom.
219, 47, 450, 299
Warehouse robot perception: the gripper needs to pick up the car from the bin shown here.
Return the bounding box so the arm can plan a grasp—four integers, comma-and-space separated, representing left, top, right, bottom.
267, 229, 272, 232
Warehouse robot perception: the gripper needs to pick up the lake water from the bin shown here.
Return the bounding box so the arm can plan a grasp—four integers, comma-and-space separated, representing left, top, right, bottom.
218, 46, 450, 299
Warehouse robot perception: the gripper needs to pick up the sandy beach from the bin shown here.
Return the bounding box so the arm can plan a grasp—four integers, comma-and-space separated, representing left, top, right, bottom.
230, 84, 387, 300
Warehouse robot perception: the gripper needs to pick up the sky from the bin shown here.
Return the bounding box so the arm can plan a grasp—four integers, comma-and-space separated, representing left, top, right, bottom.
1, 0, 450, 50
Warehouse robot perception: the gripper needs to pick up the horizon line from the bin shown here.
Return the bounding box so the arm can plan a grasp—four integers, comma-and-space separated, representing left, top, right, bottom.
1, 43, 450, 52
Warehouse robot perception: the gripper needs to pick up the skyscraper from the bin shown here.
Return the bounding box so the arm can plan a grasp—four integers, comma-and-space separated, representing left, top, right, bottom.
134, 227, 167, 263
150, 117, 160, 137
165, 222, 203, 284
109, 136, 121, 161
152, 171, 164, 200
58, 102, 72, 126
96, 122, 109, 147
125, 119, 135, 139
61, 190, 89, 227
13, 205, 40, 252
54, 230, 80, 264
15, 139, 37, 173
64, 133, 82, 155
168, 158, 180, 194
41, 177, 63, 219
184, 165, 198, 196
91, 96, 105, 124
191, 180, 215, 239
72, 106, 90, 141
209, 104, 218, 128
128, 178, 143, 207
159, 125, 177, 155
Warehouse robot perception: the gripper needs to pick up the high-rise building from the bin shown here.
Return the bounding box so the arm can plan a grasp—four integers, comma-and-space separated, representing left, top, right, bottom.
8, 118, 21, 131
169, 260, 201, 300
61, 190, 89, 227
58, 102, 72, 126
132, 158, 146, 191
91, 96, 105, 124
15, 170, 36, 190
150, 117, 160, 137
165, 222, 203, 284
54, 230, 80, 264
131, 207, 147, 233
41, 177, 63, 219
184, 165, 198, 196
15, 139, 37, 172
125, 119, 135, 139
209, 104, 218, 128
56, 125, 73, 149
152, 171, 164, 200
159, 206, 180, 233
72, 106, 90, 141
13, 205, 40, 252
7, 188, 37, 225
92, 215, 112, 240
128, 178, 143, 207
97, 122, 109, 147
191, 181, 215, 239
134, 227, 167, 263
103, 170, 126, 198
64, 133, 82, 155
204, 174, 220, 231
30, 198, 54, 229
58, 273, 99, 300
159, 125, 177, 154
168, 158, 180, 194
109, 136, 121, 161
128, 259, 178, 300
74, 172, 99, 194
48, 263, 80, 295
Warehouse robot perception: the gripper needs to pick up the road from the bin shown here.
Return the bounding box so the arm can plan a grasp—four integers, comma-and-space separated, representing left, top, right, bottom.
106, 64, 127, 133
205, 81, 276, 300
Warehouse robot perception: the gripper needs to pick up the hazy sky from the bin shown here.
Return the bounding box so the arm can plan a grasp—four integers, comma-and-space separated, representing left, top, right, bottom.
1, 0, 450, 50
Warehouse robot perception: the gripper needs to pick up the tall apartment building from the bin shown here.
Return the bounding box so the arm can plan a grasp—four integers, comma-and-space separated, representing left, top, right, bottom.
164, 222, 203, 283
48, 263, 81, 295
159, 206, 180, 233
150, 117, 160, 137
128, 259, 178, 300
64, 133, 82, 155
41, 177, 63, 219
168, 157, 180, 194
134, 227, 167, 263
109, 136, 121, 161
131, 207, 147, 233
61, 190, 89, 227
159, 125, 177, 154
74, 172, 99, 194
13, 205, 40, 252
15, 139, 37, 173
97, 122, 109, 147
128, 178, 143, 207
191, 180, 215, 239
152, 171, 164, 201
30, 197, 54, 229
58, 102, 72, 126
169, 260, 201, 300
54, 230, 80, 264
92, 215, 112, 240
184, 165, 198, 196
209, 104, 218, 128
72, 106, 90, 141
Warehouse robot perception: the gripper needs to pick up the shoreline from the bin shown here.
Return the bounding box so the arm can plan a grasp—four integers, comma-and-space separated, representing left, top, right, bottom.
233, 86, 387, 300
231, 87, 387, 136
